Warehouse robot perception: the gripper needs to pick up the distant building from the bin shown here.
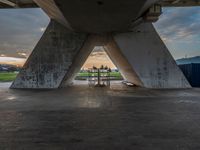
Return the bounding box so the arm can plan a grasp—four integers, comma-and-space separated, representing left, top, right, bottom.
0, 66, 8, 72
0, 64, 20, 72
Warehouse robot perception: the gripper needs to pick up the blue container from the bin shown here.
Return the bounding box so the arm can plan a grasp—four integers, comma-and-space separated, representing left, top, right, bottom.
179, 63, 200, 87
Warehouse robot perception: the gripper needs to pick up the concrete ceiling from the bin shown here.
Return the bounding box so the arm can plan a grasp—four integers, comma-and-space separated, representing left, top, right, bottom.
159, 0, 200, 6
0, 0, 200, 9
0, 0, 37, 8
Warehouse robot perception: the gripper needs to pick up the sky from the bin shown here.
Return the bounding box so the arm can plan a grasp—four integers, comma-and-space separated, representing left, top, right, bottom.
154, 7, 200, 59
0, 7, 200, 67
82, 47, 116, 69
0, 8, 49, 66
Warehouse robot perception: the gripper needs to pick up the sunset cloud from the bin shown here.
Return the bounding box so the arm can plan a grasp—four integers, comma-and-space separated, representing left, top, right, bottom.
154, 7, 200, 58
82, 48, 116, 69
0, 56, 25, 67
0, 8, 49, 58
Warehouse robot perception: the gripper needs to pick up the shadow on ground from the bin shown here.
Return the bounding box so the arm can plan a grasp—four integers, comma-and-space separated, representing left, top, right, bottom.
0, 82, 200, 150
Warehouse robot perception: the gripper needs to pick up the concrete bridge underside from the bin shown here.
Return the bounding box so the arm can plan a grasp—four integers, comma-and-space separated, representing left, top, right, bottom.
4, 0, 195, 89
1, 0, 200, 9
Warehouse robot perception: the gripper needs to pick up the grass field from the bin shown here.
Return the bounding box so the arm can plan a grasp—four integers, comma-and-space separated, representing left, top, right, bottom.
0, 72, 18, 82
76, 72, 123, 80
77, 72, 122, 77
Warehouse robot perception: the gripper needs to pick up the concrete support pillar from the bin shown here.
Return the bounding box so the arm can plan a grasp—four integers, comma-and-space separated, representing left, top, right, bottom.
104, 38, 143, 87
111, 23, 191, 88
11, 20, 88, 89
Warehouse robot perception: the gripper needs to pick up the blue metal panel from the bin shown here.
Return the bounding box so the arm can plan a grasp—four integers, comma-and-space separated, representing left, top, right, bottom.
179, 63, 200, 87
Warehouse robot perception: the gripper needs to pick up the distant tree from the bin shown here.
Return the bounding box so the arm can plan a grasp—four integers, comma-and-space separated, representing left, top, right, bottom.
100, 65, 104, 70
108, 68, 111, 72
93, 66, 97, 70
104, 66, 108, 70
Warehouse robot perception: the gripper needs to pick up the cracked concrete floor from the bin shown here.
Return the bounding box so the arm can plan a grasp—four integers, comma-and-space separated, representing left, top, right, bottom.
0, 82, 200, 150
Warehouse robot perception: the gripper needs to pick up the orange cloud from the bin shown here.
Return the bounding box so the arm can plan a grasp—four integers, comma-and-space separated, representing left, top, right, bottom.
82, 50, 116, 69
0, 57, 26, 67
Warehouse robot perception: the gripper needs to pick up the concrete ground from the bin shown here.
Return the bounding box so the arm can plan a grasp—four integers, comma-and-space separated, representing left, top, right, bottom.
0, 81, 200, 150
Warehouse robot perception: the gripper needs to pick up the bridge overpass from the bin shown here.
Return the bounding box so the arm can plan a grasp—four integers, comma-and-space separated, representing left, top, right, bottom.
0, 0, 199, 89
1, 0, 200, 8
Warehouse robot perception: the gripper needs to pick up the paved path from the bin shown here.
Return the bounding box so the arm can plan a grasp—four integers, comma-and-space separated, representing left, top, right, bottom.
0, 82, 200, 150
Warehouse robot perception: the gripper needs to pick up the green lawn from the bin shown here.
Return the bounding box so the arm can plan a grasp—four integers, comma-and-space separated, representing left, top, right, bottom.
76, 72, 123, 80
0, 72, 18, 82
77, 72, 122, 77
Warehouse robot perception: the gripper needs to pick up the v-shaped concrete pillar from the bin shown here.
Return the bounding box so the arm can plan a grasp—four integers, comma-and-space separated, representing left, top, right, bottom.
11, 20, 88, 89
107, 23, 191, 88
11, 20, 191, 89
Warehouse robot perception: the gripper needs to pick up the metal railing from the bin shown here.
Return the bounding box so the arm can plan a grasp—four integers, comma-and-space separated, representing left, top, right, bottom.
88, 69, 110, 87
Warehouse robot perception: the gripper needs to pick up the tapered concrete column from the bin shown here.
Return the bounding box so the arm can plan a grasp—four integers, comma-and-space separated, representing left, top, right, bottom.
112, 23, 191, 88
104, 37, 143, 87
11, 20, 88, 89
